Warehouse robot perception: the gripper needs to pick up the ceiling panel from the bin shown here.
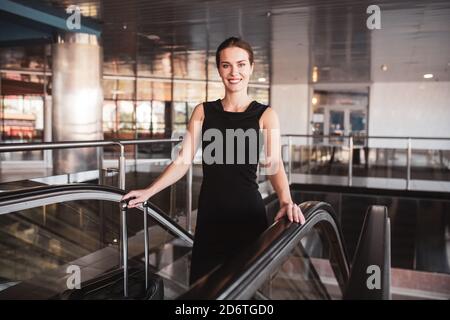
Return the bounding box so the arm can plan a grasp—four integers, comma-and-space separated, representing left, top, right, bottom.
3, 0, 449, 83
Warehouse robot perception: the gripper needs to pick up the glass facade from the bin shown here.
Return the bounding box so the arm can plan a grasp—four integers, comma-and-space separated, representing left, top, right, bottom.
1, 44, 269, 151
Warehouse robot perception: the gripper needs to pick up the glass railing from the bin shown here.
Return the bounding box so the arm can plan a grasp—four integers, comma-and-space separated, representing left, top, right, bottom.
0, 184, 193, 299
280, 134, 450, 192
0, 184, 392, 299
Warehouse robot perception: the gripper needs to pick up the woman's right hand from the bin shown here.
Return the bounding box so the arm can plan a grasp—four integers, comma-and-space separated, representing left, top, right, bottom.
121, 189, 152, 208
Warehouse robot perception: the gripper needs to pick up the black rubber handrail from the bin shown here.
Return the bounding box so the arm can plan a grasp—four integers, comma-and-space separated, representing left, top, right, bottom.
179, 201, 350, 300
0, 183, 194, 242
0, 184, 123, 202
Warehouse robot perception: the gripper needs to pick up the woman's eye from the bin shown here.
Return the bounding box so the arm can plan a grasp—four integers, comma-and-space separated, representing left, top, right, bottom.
239, 63, 245, 67
222, 64, 229, 68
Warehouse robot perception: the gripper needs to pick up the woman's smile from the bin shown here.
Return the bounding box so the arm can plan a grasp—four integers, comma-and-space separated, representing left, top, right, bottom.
228, 78, 242, 84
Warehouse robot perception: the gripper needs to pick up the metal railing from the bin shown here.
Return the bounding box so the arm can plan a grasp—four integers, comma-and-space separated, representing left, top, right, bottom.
0, 183, 194, 299
281, 134, 450, 190
1, 134, 449, 235
0, 138, 195, 232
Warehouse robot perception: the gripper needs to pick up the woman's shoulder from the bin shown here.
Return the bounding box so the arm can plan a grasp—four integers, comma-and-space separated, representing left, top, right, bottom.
200, 99, 223, 115
259, 103, 278, 124
253, 100, 269, 108
253, 100, 272, 114
189, 102, 205, 121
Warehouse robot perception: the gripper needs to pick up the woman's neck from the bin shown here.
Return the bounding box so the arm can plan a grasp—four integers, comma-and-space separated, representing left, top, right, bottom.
221, 92, 253, 112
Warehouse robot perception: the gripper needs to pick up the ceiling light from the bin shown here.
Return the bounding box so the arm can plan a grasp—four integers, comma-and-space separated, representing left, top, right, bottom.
122, 24, 127, 30
423, 73, 433, 79
381, 64, 388, 71
312, 97, 318, 105
312, 66, 319, 83
258, 77, 266, 82
146, 34, 160, 41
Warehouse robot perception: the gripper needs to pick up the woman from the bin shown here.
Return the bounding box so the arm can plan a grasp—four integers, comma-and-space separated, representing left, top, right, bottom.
122, 37, 305, 285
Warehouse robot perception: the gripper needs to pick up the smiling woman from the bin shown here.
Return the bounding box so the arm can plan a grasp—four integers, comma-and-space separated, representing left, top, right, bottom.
122, 37, 305, 286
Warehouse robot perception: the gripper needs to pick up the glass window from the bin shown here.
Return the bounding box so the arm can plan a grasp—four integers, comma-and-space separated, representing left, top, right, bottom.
102, 79, 135, 100
117, 100, 134, 133
174, 82, 206, 104
136, 101, 151, 131
207, 82, 224, 101
187, 101, 197, 119
137, 79, 152, 100
151, 101, 166, 136
248, 87, 269, 105
1, 95, 43, 143
136, 101, 152, 143
103, 100, 117, 133
152, 82, 172, 101
23, 96, 44, 131
207, 54, 221, 81
174, 102, 187, 127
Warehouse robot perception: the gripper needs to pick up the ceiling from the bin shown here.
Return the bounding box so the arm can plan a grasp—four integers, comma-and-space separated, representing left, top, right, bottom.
1, 0, 449, 83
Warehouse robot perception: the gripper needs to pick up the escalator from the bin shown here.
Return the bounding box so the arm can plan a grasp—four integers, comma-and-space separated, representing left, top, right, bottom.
0, 184, 390, 299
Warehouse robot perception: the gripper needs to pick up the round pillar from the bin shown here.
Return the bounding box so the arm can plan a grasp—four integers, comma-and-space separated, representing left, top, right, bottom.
52, 33, 103, 175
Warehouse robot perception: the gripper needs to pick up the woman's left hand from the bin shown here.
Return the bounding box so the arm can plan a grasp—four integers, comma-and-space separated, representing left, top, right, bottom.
274, 202, 305, 224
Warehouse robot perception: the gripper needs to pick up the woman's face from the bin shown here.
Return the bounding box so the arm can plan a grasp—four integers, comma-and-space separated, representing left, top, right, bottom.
218, 47, 254, 93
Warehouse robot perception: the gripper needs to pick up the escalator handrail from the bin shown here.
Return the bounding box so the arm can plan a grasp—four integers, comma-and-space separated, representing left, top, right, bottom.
343, 205, 391, 300
0, 183, 194, 244
179, 201, 350, 299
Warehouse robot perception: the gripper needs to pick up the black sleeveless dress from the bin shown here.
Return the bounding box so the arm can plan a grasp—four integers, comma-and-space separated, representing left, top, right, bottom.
189, 99, 270, 285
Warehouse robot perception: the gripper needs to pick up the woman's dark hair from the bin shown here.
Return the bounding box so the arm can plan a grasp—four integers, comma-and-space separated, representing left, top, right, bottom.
215, 37, 254, 69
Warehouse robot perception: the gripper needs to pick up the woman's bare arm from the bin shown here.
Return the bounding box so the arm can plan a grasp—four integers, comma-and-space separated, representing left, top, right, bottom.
260, 108, 305, 224
123, 103, 204, 207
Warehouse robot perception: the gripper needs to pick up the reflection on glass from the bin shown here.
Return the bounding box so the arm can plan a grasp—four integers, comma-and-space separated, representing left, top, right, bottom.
103, 100, 117, 133
312, 107, 325, 144
0, 46, 45, 71
207, 82, 224, 101
174, 102, 187, 130
2, 96, 43, 141
248, 87, 269, 105
350, 110, 366, 145
254, 227, 343, 300
174, 82, 206, 103
137, 80, 152, 100
136, 101, 151, 131
312, 90, 368, 146
0, 200, 193, 299
329, 110, 345, 144
152, 101, 166, 136
1, 95, 44, 161
117, 100, 134, 134
152, 82, 172, 101
187, 102, 197, 118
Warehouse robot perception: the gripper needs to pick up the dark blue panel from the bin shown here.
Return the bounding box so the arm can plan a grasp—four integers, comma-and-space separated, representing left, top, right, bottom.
0, 0, 101, 37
